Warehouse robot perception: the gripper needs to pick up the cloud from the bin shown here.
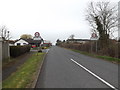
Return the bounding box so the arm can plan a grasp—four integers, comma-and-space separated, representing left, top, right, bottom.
0, 0, 119, 44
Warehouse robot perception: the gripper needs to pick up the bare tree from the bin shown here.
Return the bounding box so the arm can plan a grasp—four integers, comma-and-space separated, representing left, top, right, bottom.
86, 2, 118, 48
69, 34, 75, 39
0, 25, 11, 40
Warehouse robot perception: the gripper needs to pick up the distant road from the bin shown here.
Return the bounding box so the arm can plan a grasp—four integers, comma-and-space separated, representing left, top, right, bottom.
36, 46, 118, 89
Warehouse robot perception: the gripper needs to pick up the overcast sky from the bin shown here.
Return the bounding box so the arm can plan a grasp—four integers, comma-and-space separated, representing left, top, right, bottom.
0, 0, 119, 44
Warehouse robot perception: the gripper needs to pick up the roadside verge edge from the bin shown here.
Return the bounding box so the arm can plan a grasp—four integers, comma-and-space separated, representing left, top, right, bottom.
31, 51, 48, 88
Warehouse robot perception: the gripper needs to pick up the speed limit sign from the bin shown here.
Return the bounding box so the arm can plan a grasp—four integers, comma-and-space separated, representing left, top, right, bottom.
35, 32, 40, 37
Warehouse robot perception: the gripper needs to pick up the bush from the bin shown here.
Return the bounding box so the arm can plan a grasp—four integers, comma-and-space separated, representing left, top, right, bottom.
10, 45, 31, 57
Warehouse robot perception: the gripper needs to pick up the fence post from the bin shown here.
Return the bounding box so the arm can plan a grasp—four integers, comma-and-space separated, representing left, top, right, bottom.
0, 37, 3, 89
0, 37, 3, 61
96, 40, 98, 53
91, 40, 92, 53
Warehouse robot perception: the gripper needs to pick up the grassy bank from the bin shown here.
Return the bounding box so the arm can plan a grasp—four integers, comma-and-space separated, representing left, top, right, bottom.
71, 49, 120, 64
3, 52, 45, 88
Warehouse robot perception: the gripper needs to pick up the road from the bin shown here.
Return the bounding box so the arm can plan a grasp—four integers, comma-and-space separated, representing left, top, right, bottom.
35, 46, 118, 89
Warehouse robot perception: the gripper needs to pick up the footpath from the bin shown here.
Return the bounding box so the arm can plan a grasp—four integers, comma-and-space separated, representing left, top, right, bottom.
2, 51, 34, 80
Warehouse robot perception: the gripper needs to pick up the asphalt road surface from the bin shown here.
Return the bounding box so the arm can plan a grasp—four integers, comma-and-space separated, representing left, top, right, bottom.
36, 46, 118, 89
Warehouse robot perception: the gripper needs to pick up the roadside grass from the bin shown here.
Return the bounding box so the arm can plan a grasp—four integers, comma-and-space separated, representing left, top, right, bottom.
3, 52, 45, 88
42, 46, 50, 49
71, 49, 120, 64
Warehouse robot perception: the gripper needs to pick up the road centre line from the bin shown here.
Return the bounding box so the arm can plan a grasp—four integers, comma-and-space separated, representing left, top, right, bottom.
70, 58, 117, 90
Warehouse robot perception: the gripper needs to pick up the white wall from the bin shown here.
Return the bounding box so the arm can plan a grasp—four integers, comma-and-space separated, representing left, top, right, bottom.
44, 40, 50, 43
14, 39, 28, 46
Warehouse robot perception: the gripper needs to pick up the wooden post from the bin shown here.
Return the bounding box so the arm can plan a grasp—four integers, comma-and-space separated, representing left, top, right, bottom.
0, 37, 3, 61
96, 40, 98, 53
0, 37, 2, 89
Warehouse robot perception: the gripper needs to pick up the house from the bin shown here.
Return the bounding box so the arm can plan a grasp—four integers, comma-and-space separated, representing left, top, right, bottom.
42, 40, 52, 47
14, 32, 44, 47
14, 38, 43, 47
24, 38, 43, 47
14, 39, 29, 46
67, 39, 91, 44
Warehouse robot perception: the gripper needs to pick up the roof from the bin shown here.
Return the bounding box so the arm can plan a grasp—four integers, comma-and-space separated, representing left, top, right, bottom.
14, 38, 43, 44
22, 38, 42, 44
8, 40, 15, 44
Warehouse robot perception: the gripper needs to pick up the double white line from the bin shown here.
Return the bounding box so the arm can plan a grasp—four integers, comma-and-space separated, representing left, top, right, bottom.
70, 58, 118, 90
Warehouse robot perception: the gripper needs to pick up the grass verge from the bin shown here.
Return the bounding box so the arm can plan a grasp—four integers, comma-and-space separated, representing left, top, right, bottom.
71, 49, 120, 64
2, 52, 45, 88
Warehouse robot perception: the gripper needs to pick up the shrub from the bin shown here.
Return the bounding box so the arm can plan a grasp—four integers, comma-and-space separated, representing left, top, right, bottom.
10, 45, 31, 57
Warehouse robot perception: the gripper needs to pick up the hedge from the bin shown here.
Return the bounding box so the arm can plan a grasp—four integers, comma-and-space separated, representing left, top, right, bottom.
10, 45, 31, 57
60, 42, 120, 58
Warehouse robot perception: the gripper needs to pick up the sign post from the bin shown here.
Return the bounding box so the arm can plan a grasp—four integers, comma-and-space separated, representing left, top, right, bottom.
34, 32, 42, 40
90, 33, 98, 53
33, 32, 42, 52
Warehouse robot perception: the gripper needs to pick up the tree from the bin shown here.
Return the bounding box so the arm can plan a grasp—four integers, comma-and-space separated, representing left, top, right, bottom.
56, 39, 62, 46
20, 34, 32, 39
118, 37, 120, 42
0, 25, 11, 40
63, 40, 66, 43
86, 2, 118, 48
69, 34, 75, 39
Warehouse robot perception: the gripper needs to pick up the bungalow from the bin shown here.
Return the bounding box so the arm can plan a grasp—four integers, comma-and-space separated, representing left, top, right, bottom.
14, 32, 44, 47
24, 38, 43, 47
42, 40, 52, 47
14, 38, 43, 47
14, 39, 29, 46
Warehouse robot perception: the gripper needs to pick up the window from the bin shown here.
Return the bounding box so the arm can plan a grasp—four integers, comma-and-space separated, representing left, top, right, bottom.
17, 43, 20, 46
23, 43, 26, 45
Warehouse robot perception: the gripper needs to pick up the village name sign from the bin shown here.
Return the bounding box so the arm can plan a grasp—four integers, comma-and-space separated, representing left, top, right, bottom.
33, 32, 42, 40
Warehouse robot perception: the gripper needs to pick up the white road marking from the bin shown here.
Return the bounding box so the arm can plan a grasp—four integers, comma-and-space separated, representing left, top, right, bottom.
70, 58, 117, 90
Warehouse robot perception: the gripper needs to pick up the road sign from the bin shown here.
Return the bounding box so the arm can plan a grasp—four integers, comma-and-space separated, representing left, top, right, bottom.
33, 32, 42, 40
90, 33, 98, 40
35, 32, 40, 37
90, 33, 98, 53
